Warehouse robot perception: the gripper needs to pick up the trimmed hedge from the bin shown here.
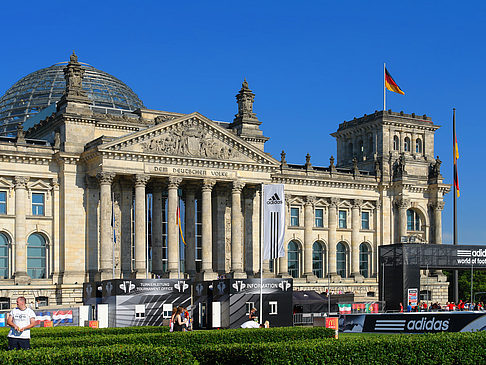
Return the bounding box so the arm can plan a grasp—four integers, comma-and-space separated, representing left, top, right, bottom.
1, 344, 195, 365
193, 332, 486, 364
0, 325, 169, 338
3, 327, 334, 350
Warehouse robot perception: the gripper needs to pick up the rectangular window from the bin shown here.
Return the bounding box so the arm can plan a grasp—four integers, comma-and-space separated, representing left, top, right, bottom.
245, 302, 255, 315
315, 208, 323, 227
338, 210, 347, 228
361, 211, 370, 229
290, 207, 299, 226
0, 191, 6, 214
32, 193, 45, 216
269, 301, 278, 315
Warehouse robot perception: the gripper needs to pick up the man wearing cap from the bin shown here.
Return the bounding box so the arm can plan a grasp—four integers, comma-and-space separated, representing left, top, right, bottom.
6, 296, 37, 350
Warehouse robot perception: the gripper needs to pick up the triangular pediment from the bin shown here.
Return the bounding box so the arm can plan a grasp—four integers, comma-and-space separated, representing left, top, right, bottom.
0, 177, 13, 190
28, 179, 52, 191
98, 112, 279, 166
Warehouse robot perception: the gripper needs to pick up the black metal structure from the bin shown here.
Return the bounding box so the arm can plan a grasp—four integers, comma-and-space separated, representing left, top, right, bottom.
379, 243, 486, 311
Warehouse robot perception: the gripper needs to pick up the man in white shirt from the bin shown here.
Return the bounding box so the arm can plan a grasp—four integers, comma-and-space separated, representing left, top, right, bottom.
7, 296, 37, 350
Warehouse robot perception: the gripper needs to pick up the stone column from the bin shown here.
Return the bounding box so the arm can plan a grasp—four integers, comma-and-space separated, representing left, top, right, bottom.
396, 198, 409, 241
167, 177, 182, 278
97, 172, 115, 281
231, 181, 246, 278
328, 197, 339, 280
351, 199, 364, 281
201, 179, 216, 280
51, 177, 60, 282
184, 185, 197, 276
134, 174, 150, 278
14, 176, 29, 284
120, 179, 133, 278
373, 200, 381, 277
433, 201, 444, 244
303, 196, 317, 282
152, 181, 164, 276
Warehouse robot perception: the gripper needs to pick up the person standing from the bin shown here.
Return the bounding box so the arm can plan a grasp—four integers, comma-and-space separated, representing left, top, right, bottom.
6, 296, 36, 350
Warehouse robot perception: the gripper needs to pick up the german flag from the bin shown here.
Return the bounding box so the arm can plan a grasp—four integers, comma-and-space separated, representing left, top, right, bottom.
385, 68, 405, 95
176, 203, 186, 245
454, 133, 460, 197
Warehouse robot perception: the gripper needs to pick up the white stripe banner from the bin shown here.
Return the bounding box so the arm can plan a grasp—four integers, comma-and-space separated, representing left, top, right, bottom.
263, 184, 285, 260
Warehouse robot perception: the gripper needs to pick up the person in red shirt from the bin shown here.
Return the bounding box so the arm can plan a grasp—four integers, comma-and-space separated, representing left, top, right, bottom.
399, 303, 403, 313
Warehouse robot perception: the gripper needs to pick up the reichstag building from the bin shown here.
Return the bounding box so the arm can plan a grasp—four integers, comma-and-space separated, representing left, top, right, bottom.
0, 53, 449, 307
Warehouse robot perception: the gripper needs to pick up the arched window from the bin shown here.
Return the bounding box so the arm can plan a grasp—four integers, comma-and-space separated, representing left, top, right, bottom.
368, 136, 373, 155
27, 233, 47, 279
393, 136, 399, 151
416, 138, 422, 153
312, 241, 325, 278
0, 233, 9, 279
336, 242, 348, 278
359, 243, 371, 278
404, 137, 410, 152
358, 140, 364, 157
407, 209, 421, 231
288, 240, 301, 278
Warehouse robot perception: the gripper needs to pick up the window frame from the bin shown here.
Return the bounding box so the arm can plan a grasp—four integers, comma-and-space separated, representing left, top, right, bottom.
404, 137, 411, 152
31, 192, 45, 216
407, 209, 421, 231
393, 135, 399, 151
361, 211, 370, 230
312, 241, 324, 278
415, 138, 422, 153
338, 210, 347, 229
359, 243, 371, 278
0, 232, 9, 279
269, 301, 278, 315
27, 233, 47, 279
0, 191, 6, 215
314, 208, 324, 228
287, 240, 301, 278
290, 207, 300, 227
336, 242, 348, 278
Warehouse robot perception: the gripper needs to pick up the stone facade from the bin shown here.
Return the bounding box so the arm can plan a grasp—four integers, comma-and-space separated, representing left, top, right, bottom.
0, 55, 450, 307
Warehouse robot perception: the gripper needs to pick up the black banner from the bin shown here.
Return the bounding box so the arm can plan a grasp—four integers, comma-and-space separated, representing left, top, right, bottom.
340, 313, 486, 333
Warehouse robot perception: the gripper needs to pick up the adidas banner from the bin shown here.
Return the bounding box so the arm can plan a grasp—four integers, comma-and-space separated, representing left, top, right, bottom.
263, 184, 285, 260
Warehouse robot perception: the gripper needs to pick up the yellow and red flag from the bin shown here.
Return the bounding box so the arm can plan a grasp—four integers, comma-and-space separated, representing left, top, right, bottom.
454, 133, 460, 197
176, 203, 186, 245
385, 68, 405, 95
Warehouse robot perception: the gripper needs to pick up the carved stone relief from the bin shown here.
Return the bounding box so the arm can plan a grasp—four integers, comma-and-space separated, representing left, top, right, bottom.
140, 122, 245, 160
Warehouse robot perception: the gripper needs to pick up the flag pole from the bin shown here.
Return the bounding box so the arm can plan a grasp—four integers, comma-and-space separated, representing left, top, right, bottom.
383, 63, 386, 111
453, 108, 459, 303
112, 191, 115, 279
259, 183, 264, 326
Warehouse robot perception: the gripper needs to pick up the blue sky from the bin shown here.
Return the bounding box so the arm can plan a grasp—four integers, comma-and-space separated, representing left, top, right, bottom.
1, 0, 484, 244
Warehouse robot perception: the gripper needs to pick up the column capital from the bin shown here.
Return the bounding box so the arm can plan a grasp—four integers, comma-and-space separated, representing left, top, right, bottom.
14, 176, 29, 189
430, 201, 445, 211
305, 195, 316, 206
352, 199, 363, 209
97, 172, 115, 185
329, 197, 340, 208
168, 176, 182, 189
394, 197, 410, 209
232, 180, 246, 193
202, 179, 216, 192
51, 177, 60, 190
134, 174, 150, 187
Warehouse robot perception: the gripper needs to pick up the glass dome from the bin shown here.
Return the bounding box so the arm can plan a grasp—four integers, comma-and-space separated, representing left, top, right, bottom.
0, 62, 145, 135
